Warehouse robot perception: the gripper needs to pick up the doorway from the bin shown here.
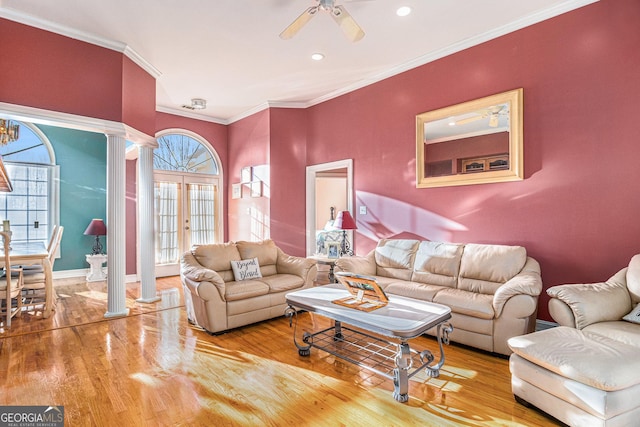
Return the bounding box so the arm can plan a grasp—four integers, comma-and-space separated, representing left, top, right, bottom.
154, 171, 220, 277
305, 159, 353, 256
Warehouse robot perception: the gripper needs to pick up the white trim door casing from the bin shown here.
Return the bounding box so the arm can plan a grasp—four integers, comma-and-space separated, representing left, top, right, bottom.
305, 159, 353, 256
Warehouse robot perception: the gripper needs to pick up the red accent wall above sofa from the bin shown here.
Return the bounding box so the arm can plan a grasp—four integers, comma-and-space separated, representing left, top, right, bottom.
303, 0, 640, 320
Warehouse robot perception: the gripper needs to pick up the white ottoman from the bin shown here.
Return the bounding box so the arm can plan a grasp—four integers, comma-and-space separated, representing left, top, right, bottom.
508, 326, 640, 427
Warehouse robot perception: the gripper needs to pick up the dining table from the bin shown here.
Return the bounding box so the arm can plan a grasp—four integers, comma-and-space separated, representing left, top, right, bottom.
1, 240, 54, 319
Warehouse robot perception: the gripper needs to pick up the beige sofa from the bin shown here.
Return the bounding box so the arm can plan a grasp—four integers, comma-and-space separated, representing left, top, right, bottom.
508, 254, 640, 427
180, 239, 317, 334
335, 239, 542, 355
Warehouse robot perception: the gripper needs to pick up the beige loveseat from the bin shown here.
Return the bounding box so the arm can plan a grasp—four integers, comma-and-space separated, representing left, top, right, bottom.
508, 254, 640, 426
180, 239, 317, 334
335, 239, 542, 355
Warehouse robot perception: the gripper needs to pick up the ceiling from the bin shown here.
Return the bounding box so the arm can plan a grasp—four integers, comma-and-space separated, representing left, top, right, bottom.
0, 0, 596, 124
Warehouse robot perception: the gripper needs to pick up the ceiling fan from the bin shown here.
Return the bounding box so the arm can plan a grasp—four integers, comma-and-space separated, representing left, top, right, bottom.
454, 105, 509, 128
280, 0, 365, 42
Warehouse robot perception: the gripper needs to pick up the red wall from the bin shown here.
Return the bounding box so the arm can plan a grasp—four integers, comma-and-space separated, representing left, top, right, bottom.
126, 159, 138, 275
303, 0, 640, 320
0, 18, 156, 134
227, 110, 270, 242
122, 57, 156, 136
269, 108, 308, 256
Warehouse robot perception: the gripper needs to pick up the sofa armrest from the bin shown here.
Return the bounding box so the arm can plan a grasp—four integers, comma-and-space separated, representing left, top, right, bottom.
546, 268, 631, 329
181, 251, 226, 300
335, 251, 376, 275
276, 248, 317, 285
493, 257, 542, 317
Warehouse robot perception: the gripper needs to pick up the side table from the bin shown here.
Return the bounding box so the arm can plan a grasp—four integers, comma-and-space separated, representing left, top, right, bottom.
86, 253, 108, 282
307, 255, 338, 284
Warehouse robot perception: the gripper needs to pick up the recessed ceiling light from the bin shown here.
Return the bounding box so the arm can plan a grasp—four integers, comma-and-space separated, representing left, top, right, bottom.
311, 53, 325, 61
396, 6, 412, 17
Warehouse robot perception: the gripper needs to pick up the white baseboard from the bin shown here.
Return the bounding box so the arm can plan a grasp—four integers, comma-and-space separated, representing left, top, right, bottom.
535, 319, 557, 331
52, 269, 139, 284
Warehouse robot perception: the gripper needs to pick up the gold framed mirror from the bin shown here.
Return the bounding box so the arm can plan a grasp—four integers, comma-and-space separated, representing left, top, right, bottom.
416, 88, 523, 188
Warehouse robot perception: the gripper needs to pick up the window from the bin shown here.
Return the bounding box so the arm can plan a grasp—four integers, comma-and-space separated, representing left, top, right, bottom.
0, 122, 58, 244
153, 131, 221, 276
154, 133, 218, 174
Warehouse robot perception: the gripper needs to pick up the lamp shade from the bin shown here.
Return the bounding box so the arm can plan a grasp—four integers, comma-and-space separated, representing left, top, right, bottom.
84, 219, 106, 236
333, 211, 357, 230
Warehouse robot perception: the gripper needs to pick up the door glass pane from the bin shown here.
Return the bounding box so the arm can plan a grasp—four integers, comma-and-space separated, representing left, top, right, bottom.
154, 181, 180, 264
188, 183, 217, 245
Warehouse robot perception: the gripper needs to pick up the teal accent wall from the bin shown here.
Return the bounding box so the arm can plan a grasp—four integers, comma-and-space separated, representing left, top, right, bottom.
37, 125, 107, 271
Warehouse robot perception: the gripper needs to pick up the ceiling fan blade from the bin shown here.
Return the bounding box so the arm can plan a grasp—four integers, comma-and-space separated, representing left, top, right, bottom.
455, 115, 484, 126
280, 6, 318, 40
331, 5, 365, 42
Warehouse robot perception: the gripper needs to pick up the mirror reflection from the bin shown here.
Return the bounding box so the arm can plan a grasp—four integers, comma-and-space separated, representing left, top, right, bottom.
416, 88, 523, 188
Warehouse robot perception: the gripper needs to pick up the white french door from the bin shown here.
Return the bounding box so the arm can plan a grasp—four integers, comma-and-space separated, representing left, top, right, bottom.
154, 171, 220, 277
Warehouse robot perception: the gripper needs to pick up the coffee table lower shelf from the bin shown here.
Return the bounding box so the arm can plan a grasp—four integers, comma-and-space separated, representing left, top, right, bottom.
285, 309, 452, 403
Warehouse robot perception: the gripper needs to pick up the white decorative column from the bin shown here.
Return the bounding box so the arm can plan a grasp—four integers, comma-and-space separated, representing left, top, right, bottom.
105, 133, 129, 318
137, 144, 160, 303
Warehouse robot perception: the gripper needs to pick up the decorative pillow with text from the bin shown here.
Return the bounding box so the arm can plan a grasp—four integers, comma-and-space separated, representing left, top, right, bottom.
623, 303, 640, 324
231, 258, 262, 282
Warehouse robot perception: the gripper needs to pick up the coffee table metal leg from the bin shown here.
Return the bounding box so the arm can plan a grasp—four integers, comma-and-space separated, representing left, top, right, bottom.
285, 305, 312, 356
393, 341, 411, 402
334, 320, 343, 340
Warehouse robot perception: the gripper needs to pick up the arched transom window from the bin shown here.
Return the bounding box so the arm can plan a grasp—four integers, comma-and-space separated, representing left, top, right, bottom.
154, 133, 218, 174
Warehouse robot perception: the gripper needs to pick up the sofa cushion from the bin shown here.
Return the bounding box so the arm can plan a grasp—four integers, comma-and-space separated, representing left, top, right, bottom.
458, 244, 527, 295
627, 254, 640, 304
411, 241, 462, 288
192, 242, 240, 282
225, 280, 270, 302
584, 321, 640, 349
508, 326, 640, 391
385, 280, 442, 302
236, 239, 279, 276
231, 258, 262, 281
432, 288, 494, 320
374, 239, 419, 281
259, 274, 305, 293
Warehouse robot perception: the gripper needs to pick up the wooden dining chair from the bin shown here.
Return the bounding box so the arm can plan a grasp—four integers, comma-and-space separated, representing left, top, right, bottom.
1, 230, 24, 328
22, 226, 64, 314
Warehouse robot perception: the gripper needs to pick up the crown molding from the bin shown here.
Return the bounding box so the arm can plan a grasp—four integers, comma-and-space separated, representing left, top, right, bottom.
156, 106, 229, 125
0, 7, 161, 78
2, 0, 598, 125
306, 0, 599, 107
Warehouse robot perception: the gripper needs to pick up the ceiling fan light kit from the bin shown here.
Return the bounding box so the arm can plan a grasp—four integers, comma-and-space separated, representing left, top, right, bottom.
280, 0, 365, 43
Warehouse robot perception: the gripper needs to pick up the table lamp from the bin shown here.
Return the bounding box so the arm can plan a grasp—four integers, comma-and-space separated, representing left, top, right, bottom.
333, 210, 357, 256
84, 219, 106, 255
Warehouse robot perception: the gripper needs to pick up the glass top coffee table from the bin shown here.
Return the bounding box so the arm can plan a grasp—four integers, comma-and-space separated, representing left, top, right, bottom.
285, 285, 453, 402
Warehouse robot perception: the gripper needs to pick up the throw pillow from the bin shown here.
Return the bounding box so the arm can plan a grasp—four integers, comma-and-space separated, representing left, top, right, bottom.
623, 303, 640, 324
231, 257, 262, 282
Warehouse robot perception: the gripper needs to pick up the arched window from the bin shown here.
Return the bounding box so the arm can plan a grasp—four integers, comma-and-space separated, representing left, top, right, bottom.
154, 133, 219, 174
0, 121, 58, 244
153, 131, 222, 276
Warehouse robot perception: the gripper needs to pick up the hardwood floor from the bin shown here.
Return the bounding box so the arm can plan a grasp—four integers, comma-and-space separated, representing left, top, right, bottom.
0, 276, 561, 426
